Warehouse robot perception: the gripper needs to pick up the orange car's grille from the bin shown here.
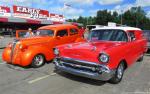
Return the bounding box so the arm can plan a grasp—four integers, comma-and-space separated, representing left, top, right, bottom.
11, 39, 19, 62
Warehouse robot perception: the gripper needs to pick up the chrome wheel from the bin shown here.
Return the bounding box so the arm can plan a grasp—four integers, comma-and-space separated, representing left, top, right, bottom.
32, 54, 45, 68
109, 62, 125, 84
117, 63, 124, 79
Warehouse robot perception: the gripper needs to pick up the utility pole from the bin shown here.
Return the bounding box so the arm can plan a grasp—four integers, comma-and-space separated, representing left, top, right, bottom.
136, 7, 138, 27
121, 10, 123, 25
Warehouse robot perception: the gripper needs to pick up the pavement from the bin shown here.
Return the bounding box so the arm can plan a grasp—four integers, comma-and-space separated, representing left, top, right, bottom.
0, 37, 14, 48
0, 49, 150, 94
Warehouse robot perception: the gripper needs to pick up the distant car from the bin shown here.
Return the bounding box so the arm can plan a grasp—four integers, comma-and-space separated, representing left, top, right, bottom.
143, 30, 150, 53
53, 26, 147, 84
2, 24, 82, 67
86, 25, 104, 31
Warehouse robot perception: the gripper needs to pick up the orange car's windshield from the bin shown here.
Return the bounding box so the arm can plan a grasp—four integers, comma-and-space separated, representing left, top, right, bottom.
35, 30, 54, 36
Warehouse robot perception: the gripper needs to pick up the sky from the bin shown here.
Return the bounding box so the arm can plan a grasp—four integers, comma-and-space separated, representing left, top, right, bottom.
0, 0, 150, 19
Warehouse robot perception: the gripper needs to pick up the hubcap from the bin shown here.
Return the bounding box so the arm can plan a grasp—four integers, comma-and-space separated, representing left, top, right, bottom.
33, 55, 44, 66
117, 64, 124, 79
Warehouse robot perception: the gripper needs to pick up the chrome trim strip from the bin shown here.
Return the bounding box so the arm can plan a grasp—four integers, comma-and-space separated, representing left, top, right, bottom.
59, 57, 99, 66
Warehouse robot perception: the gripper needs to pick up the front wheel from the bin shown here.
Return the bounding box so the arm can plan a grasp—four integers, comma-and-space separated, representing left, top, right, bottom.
31, 54, 45, 68
109, 62, 125, 84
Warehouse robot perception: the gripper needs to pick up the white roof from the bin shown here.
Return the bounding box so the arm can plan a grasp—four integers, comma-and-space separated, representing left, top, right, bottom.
92, 26, 141, 31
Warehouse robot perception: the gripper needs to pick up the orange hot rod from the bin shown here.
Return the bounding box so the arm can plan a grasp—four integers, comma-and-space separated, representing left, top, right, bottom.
53, 26, 148, 84
2, 24, 82, 67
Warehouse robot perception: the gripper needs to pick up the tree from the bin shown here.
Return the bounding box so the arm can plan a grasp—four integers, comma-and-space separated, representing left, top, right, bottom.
67, 7, 150, 30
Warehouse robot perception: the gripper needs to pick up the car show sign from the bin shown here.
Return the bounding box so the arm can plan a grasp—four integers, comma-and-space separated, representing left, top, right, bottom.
0, 6, 11, 17
49, 13, 65, 22
13, 5, 49, 20
0, 5, 65, 23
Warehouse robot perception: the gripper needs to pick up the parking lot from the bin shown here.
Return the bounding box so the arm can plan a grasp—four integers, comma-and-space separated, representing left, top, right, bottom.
0, 49, 150, 94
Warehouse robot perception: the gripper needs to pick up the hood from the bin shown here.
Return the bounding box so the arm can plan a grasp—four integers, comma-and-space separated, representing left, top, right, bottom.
61, 41, 122, 64
64, 41, 121, 52
18, 36, 52, 45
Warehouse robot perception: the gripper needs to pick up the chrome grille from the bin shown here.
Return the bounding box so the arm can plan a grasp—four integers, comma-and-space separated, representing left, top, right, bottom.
59, 57, 99, 73
10, 39, 19, 62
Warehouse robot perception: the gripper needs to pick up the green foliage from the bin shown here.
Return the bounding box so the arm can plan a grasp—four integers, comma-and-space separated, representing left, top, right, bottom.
68, 7, 150, 30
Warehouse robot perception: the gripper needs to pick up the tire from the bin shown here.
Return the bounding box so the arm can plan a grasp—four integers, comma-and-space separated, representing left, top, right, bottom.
147, 49, 150, 53
138, 54, 144, 62
109, 62, 125, 84
31, 54, 45, 68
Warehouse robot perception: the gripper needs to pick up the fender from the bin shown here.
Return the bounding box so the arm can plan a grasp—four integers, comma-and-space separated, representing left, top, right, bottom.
20, 45, 54, 66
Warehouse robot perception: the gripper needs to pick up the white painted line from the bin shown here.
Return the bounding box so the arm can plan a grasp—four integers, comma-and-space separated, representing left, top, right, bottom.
50, 72, 57, 76
28, 75, 50, 84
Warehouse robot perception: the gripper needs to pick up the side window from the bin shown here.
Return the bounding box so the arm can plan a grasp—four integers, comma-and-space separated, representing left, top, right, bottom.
70, 28, 78, 35
56, 29, 68, 37
110, 30, 128, 42
128, 31, 136, 41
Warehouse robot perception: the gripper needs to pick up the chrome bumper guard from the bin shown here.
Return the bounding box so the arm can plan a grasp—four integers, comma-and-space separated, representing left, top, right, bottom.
54, 57, 115, 81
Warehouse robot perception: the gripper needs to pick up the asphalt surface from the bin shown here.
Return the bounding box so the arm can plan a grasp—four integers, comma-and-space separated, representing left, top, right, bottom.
0, 49, 150, 94
0, 37, 14, 48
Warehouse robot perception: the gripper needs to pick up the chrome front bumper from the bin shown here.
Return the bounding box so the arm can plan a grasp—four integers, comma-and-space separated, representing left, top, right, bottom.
54, 57, 115, 81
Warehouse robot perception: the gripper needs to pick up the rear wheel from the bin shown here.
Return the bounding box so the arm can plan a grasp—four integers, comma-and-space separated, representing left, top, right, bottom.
109, 62, 125, 84
138, 54, 144, 62
147, 49, 150, 53
31, 54, 45, 68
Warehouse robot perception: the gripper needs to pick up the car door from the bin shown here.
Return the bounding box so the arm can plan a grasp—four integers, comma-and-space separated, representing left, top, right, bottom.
127, 30, 140, 63
68, 28, 79, 43
54, 29, 69, 46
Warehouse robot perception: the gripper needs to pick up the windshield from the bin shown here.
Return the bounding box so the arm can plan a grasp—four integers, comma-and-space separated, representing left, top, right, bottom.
35, 30, 54, 36
18, 31, 28, 38
88, 29, 128, 42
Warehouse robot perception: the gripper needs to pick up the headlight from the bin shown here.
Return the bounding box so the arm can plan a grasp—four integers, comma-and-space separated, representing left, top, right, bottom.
99, 53, 109, 63
7, 43, 12, 48
19, 43, 28, 50
53, 48, 59, 56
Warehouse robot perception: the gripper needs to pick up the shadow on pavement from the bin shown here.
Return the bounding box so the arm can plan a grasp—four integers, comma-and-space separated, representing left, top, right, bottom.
56, 71, 106, 86
145, 53, 150, 56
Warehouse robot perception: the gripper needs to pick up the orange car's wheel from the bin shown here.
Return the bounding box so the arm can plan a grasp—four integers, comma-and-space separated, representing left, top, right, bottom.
31, 54, 45, 68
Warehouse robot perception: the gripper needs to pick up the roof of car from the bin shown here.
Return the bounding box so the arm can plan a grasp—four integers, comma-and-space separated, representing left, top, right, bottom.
38, 24, 77, 30
92, 26, 141, 31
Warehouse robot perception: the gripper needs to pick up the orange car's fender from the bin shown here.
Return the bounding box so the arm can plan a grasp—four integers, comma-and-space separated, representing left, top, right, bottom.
2, 47, 11, 62
20, 45, 54, 66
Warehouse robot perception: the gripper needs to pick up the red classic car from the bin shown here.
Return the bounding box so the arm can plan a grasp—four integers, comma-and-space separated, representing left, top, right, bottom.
53, 26, 148, 84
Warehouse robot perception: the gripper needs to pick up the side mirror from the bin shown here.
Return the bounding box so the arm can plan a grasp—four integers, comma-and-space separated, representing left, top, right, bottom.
131, 37, 136, 41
